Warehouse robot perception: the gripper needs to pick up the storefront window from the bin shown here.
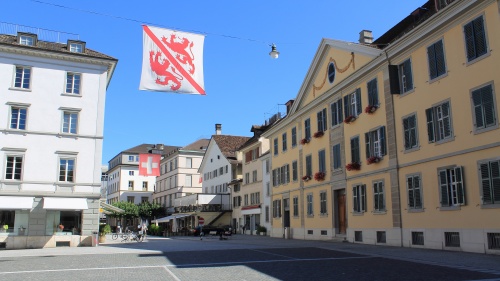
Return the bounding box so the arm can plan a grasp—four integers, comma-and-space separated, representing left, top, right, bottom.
0, 210, 29, 235
45, 210, 82, 235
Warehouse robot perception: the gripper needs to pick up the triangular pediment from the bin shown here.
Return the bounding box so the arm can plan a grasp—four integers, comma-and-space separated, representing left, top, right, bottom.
290, 39, 382, 113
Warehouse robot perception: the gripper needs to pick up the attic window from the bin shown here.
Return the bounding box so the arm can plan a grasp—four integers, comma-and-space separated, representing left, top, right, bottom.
328, 62, 336, 84
17, 33, 37, 46
67, 40, 86, 53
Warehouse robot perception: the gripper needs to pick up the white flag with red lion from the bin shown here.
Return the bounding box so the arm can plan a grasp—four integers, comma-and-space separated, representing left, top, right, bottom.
140, 25, 205, 95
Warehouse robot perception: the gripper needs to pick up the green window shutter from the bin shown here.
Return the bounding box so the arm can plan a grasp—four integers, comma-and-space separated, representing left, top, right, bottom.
439, 170, 449, 206
480, 163, 492, 204
435, 40, 446, 77
356, 88, 362, 115
388, 65, 401, 95
426, 108, 435, 142
408, 177, 415, 208
380, 126, 387, 156
464, 21, 475, 61
403, 117, 411, 149
337, 99, 343, 123
482, 85, 496, 127
427, 44, 437, 79
344, 95, 350, 117
455, 166, 465, 205
492, 161, 500, 204
473, 16, 487, 58
353, 186, 359, 212
414, 176, 422, 208
441, 102, 451, 138
361, 185, 366, 212
365, 132, 370, 159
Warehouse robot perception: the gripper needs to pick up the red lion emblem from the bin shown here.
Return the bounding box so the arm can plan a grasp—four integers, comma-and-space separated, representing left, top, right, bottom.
162, 34, 195, 75
149, 51, 182, 90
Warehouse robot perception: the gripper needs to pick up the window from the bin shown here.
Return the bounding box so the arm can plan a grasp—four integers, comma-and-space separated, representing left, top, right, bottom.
129, 171, 134, 176
292, 161, 298, 181
439, 167, 465, 207
403, 114, 419, 150
317, 108, 327, 132
479, 159, 500, 205
304, 118, 311, 139
307, 193, 313, 216
464, 15, 488, 62
328, 62, 336, 83
273, 138, 278, 155
245, 173, 250, 184
265, 206, 270, 222
186, 157, 192, 168
65, 73, 81, 94
426, 101, 452, 143
320, 191, 327, 215
282, 132, 287, 152
128, 156, 134, 162
252, 170, 257, 182
367, 78, 379, 107
244, 194, 249, 206
350, 137, 360, 164
344, 89, 362, 118
293, 196, 299, 217
272, 199, 281, 218
333, 144, 341, 170
142, 181, 148, 190
471, 84, 497, 131
281, 165, 290, 184
399, 59, 414, 93
353, 184, 366, 213
128, 181, 134, 190
412, 232, 424, 245
219, 167, 224, 175
10, 106, 27, 130
318, 150, 326, 173
141, 197, 149, 203
305, 155, 312, 177
5, 155, 23, 180
427, 39, 447, 80
291, 127, 297, 147
407, 174, 422, 209
127, 196, 134, 203
266, 182, 270, 196
185, 175, 192, 187
19, 35, 34, 46
59, 158, 75, 182
330, 99, 343, 127
14, 66, 31, 89
265, 159, 270, 174
69, 43, 83, 53
373, 181, 385, 212
365, 126, 386, 158
62, 111, 78, 134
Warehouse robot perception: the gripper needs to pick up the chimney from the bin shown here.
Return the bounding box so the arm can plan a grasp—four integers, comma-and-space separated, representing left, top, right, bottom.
359, 30, 373, 44
215, 124, 222, 135
285, 99, 294, 115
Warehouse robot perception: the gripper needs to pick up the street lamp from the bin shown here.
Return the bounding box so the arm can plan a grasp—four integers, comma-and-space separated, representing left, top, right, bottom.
269, 44, 280, 59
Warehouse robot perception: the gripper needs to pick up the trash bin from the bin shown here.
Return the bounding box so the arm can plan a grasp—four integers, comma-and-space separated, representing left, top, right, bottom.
92, 231, 99, 247
284, 227, 290, 239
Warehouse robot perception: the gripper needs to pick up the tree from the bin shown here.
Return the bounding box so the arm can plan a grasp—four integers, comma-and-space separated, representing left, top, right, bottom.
138, 202, 166, 221
108, 201, 139, 225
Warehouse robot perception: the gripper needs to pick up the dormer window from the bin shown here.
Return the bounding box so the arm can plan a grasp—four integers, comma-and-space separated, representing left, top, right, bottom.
17, 32, 37, 46
67, 40, 86, 53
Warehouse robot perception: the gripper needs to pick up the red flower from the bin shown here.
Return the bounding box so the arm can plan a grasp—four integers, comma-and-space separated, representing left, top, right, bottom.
346, 162, 361, 171
344, 115, 356, 124
300, 138, 310, 145
365, 105, 378, 114
367, 156, 381, 165
314, 172, 326, 181
302, 175, 311, 181
313, 131, 324, 138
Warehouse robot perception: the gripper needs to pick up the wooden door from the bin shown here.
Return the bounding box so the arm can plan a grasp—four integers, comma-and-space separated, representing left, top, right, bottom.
338, 193, 346, 234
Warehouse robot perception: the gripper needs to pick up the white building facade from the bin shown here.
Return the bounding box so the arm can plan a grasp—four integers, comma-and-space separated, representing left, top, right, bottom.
0, 30, 117, 249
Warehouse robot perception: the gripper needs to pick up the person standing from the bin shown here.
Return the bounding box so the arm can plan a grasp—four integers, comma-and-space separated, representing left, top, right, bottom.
142, 223, 148, 241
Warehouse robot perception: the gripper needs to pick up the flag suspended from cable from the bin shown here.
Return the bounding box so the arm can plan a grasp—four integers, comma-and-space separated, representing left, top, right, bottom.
140, 25, 206, 95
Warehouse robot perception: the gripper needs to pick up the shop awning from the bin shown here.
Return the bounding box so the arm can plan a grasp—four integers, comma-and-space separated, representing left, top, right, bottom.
43, 197, 88, 210
0, 196, 34, 210
152, 213, 192, 223
100, 201, 125, 213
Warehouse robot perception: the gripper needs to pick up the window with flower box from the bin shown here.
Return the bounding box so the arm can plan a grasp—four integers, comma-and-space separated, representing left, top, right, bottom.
365, 126, 386, 162
317, 108, 327, 132
367, 78, 379, 109
305, 155, 312, 178
304, 118, 311, 140
344, 88, 361, 122
349, 136, 360, 167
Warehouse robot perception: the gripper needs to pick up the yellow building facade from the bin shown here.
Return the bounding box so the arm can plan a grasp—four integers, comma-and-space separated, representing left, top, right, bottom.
263, 0, 500, 254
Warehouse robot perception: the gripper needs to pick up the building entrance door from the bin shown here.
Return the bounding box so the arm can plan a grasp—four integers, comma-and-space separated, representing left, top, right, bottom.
337, 192, 346, 234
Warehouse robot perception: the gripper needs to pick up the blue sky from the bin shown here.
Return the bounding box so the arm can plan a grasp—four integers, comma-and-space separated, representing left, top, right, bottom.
3, 0, 425, 164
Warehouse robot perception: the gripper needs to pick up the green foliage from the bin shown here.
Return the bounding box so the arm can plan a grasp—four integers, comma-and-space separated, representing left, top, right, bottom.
138, 202, 166, 220
148, 224, 163, 236
99, 224, 111, 236
257, 225, 267, 233
108, 201, 139, 218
